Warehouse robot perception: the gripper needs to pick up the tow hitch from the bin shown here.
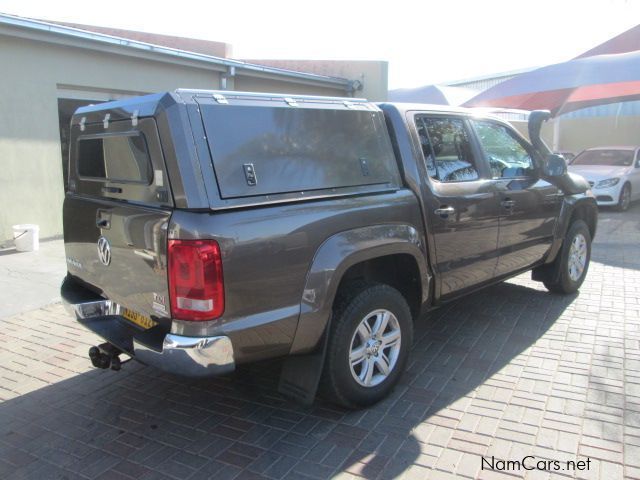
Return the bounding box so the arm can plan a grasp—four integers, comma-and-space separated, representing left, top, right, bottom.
88, 343, 129, 371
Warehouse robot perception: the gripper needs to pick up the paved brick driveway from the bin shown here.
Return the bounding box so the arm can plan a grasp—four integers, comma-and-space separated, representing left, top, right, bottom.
1, 207, 639, 480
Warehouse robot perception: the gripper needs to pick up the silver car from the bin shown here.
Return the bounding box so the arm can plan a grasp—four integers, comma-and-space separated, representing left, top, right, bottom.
568, 146, 640, 211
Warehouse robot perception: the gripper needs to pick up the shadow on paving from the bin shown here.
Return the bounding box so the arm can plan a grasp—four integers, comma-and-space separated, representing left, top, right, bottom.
0, 278, 578, 480
589, 203, 640, 271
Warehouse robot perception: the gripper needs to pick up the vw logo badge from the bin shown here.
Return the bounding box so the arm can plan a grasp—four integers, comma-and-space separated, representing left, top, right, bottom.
97, 236, 111, 266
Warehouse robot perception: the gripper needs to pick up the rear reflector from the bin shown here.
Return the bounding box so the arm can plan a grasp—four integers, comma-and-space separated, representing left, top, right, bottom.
168, 239, 224, 321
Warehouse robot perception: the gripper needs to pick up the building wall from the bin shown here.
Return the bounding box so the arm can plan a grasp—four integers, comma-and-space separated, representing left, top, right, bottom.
233, 76, 345, 97
555, 116, 640, 153
446, 75, 515, 92
241, 60, 389, 101
510, 120, 555, 148
502, 115, 639, 158
0, 34, 351, 245
0, 34, 224, 244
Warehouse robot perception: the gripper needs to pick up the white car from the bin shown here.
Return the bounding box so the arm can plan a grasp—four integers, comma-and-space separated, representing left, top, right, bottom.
568, 146, 640, 211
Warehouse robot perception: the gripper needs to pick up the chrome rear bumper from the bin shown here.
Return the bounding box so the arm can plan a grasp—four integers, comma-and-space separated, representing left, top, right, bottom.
63, 298, 235, 378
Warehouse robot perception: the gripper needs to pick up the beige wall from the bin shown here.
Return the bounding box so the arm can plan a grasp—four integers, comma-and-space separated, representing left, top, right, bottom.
555, 116, 640, 154
0, 33, 357, 244
233, 76, 345, 97
514, 115, 640, 154
511, 120, 555, 149
241, 60, 389, 101
0, 34, 225, 244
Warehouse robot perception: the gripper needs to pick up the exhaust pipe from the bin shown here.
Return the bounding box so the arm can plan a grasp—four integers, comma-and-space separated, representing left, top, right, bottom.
88, 343, 127, 371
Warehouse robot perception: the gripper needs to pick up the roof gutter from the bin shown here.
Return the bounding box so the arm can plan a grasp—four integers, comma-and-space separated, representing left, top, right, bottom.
0, 13, 351, 88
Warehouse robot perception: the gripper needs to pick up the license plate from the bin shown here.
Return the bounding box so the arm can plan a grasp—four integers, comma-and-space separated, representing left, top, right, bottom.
122, 308, 157, 330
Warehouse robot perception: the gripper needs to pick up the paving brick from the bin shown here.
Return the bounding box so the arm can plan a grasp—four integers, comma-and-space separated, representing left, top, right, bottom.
579, 444, 624, 464
2, 209, 640, 479
263, 455, 298, 479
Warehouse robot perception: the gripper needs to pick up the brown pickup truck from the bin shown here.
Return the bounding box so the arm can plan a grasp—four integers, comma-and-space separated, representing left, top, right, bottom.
61, 90, 596, 407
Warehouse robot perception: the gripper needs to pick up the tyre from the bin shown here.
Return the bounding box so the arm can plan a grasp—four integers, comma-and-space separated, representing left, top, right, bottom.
616, 183, 631, 212
321, 283, 413, 408
543, 219, 591, 294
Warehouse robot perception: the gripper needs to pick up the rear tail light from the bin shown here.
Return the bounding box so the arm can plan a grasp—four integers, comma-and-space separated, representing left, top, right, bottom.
168, 239, 224, 321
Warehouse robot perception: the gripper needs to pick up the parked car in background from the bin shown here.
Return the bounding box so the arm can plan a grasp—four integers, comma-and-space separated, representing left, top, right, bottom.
568, 146, 640, 211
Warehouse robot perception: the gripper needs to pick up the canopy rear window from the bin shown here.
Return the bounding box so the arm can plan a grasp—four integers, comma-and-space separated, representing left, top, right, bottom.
198, 103, 399, 199
77, 134, 152, 184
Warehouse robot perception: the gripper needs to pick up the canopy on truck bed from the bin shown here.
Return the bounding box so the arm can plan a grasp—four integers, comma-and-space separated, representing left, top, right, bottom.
71, 90, 402, 210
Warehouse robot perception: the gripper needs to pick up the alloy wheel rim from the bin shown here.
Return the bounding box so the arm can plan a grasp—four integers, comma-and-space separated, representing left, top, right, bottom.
622, 186, 631, 210
349, 309, 401, 387
568, 233, 587, 281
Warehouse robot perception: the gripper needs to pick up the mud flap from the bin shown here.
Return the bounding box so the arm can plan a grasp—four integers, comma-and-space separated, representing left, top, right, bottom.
532, 244, 563, 284
277, 328, 329, 406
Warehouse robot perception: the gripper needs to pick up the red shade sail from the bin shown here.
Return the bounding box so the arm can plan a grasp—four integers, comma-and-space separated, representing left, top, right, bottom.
464, 51, 640, 116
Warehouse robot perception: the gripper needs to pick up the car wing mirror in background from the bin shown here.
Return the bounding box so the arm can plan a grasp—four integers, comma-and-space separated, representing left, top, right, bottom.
543, 154, 567, 177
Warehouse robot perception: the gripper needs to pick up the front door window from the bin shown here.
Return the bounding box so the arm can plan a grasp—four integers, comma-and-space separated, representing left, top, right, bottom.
472, 120, 536, 179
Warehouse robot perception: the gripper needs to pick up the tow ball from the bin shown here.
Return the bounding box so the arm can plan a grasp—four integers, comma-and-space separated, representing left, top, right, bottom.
88, 343, 128, 371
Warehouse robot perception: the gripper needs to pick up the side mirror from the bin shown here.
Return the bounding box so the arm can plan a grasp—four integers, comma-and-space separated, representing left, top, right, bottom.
543, 154, 567, 177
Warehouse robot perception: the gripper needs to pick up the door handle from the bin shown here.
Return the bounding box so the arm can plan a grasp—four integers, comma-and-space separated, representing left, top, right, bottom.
96, 209, 111, 229
501, 199, 516, 209
434, 206, 456, 217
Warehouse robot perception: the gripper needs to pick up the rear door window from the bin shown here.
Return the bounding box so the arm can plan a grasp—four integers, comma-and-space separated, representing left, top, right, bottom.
416, 116, 480, 182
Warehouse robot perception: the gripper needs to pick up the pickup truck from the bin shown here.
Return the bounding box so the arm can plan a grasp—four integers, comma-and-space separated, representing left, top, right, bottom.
61, 90, 597, 408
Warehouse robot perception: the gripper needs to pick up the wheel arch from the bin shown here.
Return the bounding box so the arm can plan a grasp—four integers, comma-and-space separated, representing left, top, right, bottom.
532, 194, 597, 283
567, 200, 597, 239
288, 224, 430, 355
553, 195, 597, 259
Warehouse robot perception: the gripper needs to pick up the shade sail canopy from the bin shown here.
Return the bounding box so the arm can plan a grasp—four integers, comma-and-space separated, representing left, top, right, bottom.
388, 84, 476, 106
464, 51, 640, 116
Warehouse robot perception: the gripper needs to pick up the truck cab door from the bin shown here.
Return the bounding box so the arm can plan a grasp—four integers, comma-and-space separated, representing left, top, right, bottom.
470, 119, 563, 276
414, 115, 501, 298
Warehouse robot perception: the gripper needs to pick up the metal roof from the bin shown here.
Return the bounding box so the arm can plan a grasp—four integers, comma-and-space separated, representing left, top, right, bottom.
0, 13, 351, 89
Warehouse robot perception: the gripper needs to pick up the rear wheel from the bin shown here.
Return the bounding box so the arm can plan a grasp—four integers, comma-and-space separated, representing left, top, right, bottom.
543, 219, 591, 294
617, 183, 631, 212
321, 283, 412, 408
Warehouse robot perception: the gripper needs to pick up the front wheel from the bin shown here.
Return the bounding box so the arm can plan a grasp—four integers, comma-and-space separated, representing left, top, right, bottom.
617, 183, 631, 212
543, 219, 591, 294
321, 283, 413, 408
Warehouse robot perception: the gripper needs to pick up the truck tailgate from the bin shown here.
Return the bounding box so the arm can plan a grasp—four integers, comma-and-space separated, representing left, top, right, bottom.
63, 196, 172, 327
63, 115, 173, 331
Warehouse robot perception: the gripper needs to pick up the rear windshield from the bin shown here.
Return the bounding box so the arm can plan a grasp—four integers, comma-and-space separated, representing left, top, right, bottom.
77, 134, 152, 183
199, 104, 399, 199
571, 149, 634, 167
